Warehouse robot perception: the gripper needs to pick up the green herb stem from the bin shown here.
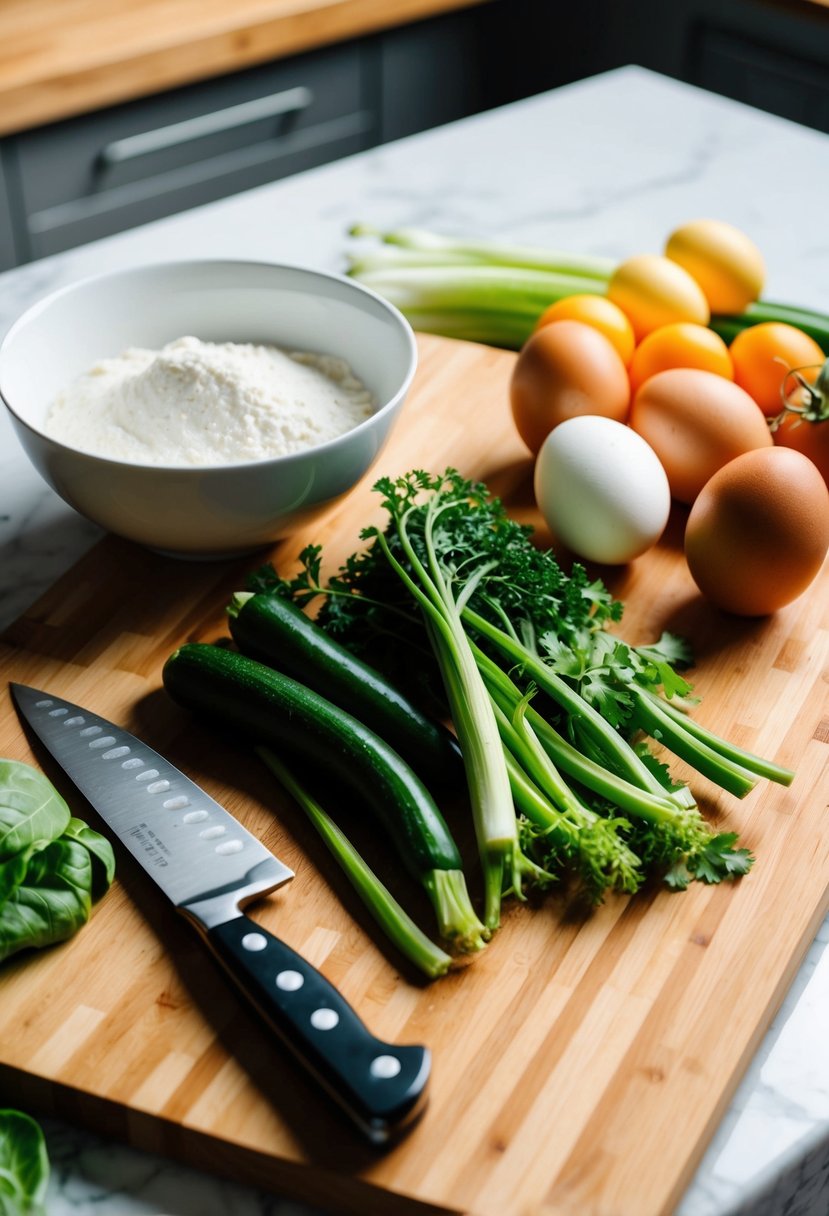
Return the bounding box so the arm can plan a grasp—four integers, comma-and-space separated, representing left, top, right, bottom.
371, 491, 521, 933
629, 689, 757, 798
497, 707, 643, 896
711, 300, 829, 349
474, 646, 692, 826
425, 616, 516, 931
464, 607, 674, 798
641, 690, 796, 786
257, 748, 454, 977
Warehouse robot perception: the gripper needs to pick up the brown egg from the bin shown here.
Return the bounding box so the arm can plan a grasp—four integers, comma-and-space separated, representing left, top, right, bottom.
684, 447, 829, 615
510, 319, 630, 453
629, 367, 772, 504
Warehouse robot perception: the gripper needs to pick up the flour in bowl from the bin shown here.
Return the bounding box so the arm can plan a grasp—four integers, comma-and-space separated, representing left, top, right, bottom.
44, 335, 376, 465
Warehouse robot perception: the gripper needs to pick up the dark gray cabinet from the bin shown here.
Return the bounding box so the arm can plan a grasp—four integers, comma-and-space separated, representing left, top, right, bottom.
685, 5, 829, 132
0, 160, 15, 268
5, 42, 375, 263
604, 0, 829, 133
4, 0, 821, 274
505, 0, 829, 134
376, 5, 494, 143
473, 0, 829, 139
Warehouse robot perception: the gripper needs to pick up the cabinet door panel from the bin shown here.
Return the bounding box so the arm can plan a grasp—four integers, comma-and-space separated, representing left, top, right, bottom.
377, 8, 491, 143
26, 116, 371, 259
0, 155, 16, 270
11, 44, 375, 258
691, 23, 829, 134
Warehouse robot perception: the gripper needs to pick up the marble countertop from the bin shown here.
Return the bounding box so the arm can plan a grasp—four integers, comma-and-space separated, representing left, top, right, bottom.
1, 66, 828, 1216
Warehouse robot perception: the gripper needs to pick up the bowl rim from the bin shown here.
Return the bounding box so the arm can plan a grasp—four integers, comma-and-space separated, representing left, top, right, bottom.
0, 257, 418, 473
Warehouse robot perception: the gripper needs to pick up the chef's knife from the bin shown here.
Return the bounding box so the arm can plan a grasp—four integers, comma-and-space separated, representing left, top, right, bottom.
10, 682, 430, 1144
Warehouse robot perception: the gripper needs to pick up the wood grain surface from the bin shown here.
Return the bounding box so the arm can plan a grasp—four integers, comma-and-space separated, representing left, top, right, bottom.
0, 333, 828, 1216
0, 0, 487, 135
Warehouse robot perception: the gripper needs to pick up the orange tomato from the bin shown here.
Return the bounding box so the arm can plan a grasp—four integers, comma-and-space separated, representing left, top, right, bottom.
534, 294, 635, 366
773, 412, 829, 487
628, 322, 734, 395
729, 322, 825, 417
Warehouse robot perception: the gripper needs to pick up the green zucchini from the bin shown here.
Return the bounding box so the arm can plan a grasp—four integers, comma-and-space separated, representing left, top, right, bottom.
162, 643, 486, 951
228, 592, 462, 784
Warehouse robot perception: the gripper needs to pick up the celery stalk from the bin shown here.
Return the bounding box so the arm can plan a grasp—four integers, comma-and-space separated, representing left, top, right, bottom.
352, 264, 604, 314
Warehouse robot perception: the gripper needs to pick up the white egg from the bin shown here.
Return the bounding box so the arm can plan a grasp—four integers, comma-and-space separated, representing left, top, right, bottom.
534, 415, 671, 564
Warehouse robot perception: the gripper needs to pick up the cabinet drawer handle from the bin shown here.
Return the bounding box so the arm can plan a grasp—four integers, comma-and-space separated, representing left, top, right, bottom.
97, 86, 314, 168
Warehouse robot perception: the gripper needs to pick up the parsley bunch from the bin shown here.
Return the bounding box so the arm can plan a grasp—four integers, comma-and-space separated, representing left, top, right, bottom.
254, 469, 794, 914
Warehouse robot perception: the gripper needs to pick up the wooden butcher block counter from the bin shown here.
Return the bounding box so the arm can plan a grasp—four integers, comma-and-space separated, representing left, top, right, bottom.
0, 334, 828, 1216
0, 0, 488, 134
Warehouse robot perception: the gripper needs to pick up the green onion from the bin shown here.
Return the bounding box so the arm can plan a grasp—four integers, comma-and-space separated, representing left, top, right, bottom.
349, 224, 615, 278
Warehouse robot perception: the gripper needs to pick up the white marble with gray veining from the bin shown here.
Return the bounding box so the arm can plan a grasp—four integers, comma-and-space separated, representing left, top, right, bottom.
1, 66, 828, 1215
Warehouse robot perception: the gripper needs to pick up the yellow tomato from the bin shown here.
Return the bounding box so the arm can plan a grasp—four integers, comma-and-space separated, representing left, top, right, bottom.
729, 322, 825, 417
534, 294, 635, 366
606, 254, 710, 342
628, 322, 734, 395
665, 219, 765, 314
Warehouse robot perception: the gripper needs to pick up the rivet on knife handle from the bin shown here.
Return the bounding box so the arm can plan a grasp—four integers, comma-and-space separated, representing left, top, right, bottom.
197, 912, 430, 1143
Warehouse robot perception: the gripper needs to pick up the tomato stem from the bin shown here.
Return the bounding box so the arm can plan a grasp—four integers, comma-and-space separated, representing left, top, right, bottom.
770, 358, 829, 430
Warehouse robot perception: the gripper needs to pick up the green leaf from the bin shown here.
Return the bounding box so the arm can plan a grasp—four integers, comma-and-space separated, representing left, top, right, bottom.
0, 1109, 49, 1215
690, 833, 755, 884
581, 673, 632, 729
62, 819, 116, 901
0, 854, 32, 912
663, 833, 754, 890
664, 860, 693, 891
632, 633, 696, 700
649, 661, 694, 700
0, 760, 71, 862
244, 562, 283, 595
539, 633, 584, 679
636, 632, 694, 669
632, 744, 686, 793
0, 839, 93, 963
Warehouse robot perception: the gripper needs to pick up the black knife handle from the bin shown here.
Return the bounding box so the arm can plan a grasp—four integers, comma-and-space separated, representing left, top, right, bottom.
206, 914, 430, 1143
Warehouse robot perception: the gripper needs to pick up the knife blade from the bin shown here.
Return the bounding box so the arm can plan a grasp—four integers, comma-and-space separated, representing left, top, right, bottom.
10, 681, 430, 1144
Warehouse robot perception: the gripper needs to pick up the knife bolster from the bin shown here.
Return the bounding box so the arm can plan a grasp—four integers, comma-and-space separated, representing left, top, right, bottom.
179, 856, 294, 931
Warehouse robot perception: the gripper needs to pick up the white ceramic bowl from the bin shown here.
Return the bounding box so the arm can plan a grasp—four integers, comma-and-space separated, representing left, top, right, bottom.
0, 260, 417, 557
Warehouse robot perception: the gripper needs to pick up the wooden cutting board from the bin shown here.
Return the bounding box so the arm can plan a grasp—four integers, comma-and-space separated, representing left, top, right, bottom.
1, 333, 828, 1216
